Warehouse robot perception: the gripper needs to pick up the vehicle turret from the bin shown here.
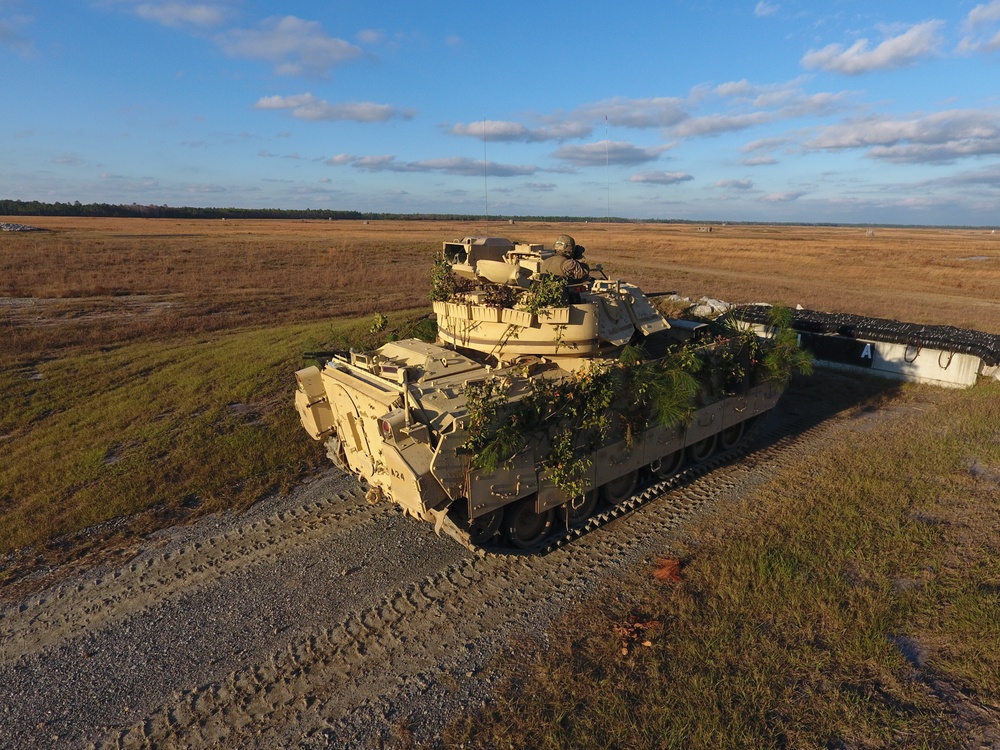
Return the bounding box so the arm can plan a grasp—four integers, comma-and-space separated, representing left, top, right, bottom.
433, 236, 676, 368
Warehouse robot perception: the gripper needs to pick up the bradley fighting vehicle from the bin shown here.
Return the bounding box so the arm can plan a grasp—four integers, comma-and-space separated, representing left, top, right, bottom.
293, 235, 795, 551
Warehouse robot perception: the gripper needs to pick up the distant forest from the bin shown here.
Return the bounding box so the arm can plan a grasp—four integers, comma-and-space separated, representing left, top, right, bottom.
0, 199, 632, 224
3, 199, 992, 229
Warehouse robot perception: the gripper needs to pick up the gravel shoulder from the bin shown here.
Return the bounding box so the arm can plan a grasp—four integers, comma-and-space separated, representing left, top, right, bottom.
0, 375, 912, 749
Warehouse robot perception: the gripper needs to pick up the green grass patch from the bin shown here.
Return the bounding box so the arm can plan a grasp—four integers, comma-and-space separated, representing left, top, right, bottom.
0, 310, 428, 556
445, 380, 1000, 749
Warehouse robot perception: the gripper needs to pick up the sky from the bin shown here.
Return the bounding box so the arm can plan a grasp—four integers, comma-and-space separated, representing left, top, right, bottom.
3, 1, 1000, 225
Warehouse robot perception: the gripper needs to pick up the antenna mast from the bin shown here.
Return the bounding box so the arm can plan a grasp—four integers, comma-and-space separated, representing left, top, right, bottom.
483, 114, 489, 224
605, 115, 611, 225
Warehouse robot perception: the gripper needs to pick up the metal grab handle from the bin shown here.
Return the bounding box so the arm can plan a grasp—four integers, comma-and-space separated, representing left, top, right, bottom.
489, 478, 522, 498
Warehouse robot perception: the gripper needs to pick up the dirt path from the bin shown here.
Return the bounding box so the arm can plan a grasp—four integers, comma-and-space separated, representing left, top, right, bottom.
0, 376, 899, 749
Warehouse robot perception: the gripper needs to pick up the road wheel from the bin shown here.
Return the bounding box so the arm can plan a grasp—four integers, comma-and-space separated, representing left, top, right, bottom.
650, 449, 684, 479
688, 434, 717, 463
600, 469, 638, 506
558, 490, 599, 529
719, 421, 746, 450
503, 496, 554, 549
453, 505, 503, 545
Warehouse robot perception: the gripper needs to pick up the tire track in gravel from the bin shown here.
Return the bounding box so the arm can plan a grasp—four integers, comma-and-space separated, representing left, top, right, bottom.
0, 374, 907, 750
95, 386, 874, 749
0, 472, 467, 750
0, 487, 394, 661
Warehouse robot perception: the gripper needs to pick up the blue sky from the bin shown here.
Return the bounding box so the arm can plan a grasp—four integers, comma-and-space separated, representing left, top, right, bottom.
3, 1, 1000, 224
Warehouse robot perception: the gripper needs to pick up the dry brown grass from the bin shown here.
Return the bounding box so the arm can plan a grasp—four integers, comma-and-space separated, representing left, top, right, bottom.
445, 377, 1000, 749
4, 216, 997, 742
1, 217, 475, 358
4, 218, 998, 364
573, 223, 1000, 334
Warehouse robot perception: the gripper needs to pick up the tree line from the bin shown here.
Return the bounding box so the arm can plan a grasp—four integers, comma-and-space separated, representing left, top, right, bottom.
0, 199, 641, 223
0, 200, 366, 220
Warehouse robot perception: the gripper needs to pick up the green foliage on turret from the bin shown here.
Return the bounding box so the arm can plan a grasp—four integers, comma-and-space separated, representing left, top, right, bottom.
462, 309, 811, 498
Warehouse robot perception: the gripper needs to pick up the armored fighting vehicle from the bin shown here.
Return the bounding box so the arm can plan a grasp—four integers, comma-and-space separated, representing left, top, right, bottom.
294, 235, 802, 550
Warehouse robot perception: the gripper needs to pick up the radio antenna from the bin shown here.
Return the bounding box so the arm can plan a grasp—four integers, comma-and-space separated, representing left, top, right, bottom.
483, 113, 489, 224
605, 115, 611, 225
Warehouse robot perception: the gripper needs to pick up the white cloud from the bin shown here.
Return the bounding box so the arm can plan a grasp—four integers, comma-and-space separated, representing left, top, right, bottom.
52, 153, 84, 166
218, 16, 362, 76
801, 20, 944, 75
629, 171, 694, 185
257, 149, 302, 160
183, 183, 230, 193
713, 77, 846, 115
930, 163, 1000, 188
552, 140, 668, 167
133, 2, 229, 28
324, 153, 355, 166
715, 179, 754, 190
966, 0, 1000, 28
450, 119, 591, 143
670, 79, 852, 139
671, 112, 773, 138
742, 155, 778, 166
761, 191, 805, 202
0, 10, 33, 54
412, 157, 534, 177
714, 80, 754, 98
574, 97, 688, 129
254, 93, 415, 122
805, 109, 1000, 163
330, 155, 536, 177
743, 136, 790, 153
754, 2, 778, 18
355, 28, 384, 45
959, 1, 1000, 53
353, 155, 396, 171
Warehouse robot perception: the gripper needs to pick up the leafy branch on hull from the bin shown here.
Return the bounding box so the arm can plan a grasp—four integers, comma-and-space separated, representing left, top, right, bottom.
461, 310, 810, 497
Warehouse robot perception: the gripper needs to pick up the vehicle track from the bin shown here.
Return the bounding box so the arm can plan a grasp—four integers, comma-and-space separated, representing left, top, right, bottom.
0, 375, 901, 749
110, 405, 835, 748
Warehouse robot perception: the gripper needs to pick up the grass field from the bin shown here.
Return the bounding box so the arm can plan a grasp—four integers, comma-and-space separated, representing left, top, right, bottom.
2, 217, 998, 560
4, 218, 1000, 360
2, 217, 999, 743
445, 375, 1000, 749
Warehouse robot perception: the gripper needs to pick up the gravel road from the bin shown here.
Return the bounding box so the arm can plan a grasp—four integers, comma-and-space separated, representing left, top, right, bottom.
0, 376, 882, 749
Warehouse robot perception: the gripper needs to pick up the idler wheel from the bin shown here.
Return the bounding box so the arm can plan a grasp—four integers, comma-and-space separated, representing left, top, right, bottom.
687, 434, 717, 463
558, 490, 598, 529
450, 504, 503, 545
718, 421, 746, 450
650, 449, 684, 479
503, 496, 554, 548
600, 469, 639, 506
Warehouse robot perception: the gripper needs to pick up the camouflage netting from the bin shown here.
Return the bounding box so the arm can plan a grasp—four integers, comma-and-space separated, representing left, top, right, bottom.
733, 305, 1000, 367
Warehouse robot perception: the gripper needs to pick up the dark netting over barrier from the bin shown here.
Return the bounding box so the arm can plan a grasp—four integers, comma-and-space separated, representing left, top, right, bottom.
732, 305, 1000, 368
